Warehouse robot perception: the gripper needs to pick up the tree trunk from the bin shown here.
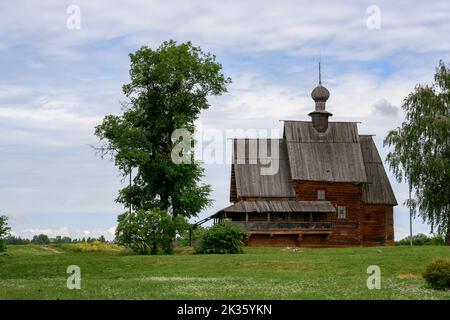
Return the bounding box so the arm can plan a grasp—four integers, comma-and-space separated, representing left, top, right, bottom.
160, 194, 170, 212
150, 243, 158, 255
445, 223, 450, 246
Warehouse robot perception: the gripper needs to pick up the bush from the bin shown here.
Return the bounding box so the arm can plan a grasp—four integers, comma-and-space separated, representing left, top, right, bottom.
195, 221, 245, 254
115, 208, 188, 255
0, 215, 11, 252
423, 259, 450, 290
395, 233, 444, 246
430, 234, 445, 245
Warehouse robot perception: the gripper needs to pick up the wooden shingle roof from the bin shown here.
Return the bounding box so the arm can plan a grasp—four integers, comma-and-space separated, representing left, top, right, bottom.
219, 200, 336, 214
232, 139, 295, 199
284, 121, 367, 183
283, 121, 360, 143
360, 135, 398, 205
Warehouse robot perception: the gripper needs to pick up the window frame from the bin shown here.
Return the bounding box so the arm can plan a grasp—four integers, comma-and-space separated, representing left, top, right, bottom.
337, 205, 346, 219
317, 189, 326, 200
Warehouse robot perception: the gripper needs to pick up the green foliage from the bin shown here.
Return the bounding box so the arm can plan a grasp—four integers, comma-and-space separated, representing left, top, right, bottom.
52, 236, 73, 244
94, 40, 231, 219
396, 233, 445, 246
31, 234, 50, 245
64, 241, 124, 253
7, 235, 106, 245
178, 225, 207, 246
384, 60, 450, 244
80, 236, 106, 243
115, 208, 188, 255
0, 215, 11, 252
423, 259, 450, 290
195, 221, 245, 254
428, 234, 444, 246
6, 236, 30, 245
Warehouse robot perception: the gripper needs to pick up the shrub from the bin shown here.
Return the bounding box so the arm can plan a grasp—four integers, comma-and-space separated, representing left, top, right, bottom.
430, 234, 445, 245
423, 259, 450, 290
395, 233, 444, 246
115, 208, 188, 255
0, 215, 11, 252
195, 221, 245, 254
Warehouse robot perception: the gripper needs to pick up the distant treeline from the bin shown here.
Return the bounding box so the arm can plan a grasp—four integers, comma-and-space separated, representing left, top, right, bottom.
395, 233, 444, 246
6, 234, 107, 245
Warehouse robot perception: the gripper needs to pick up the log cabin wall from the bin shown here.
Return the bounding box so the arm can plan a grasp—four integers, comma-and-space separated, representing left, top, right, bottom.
247, 234, 300, 247
385, 206, 394, 244
293, 181, 363, 246
362, 205, 394, 246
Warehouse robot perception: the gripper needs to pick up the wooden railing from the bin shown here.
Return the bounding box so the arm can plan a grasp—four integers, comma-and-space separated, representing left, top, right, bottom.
232, 221, 332, 231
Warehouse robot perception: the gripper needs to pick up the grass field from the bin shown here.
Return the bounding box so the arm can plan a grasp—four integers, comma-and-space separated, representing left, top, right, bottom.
0, 244, 449, 299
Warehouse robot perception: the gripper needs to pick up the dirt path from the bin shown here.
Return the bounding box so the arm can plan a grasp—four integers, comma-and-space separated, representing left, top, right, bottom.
40, 245, 63, 254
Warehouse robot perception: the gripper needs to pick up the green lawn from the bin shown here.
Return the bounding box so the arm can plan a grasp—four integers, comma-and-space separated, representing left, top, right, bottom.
0, 244, 449, 299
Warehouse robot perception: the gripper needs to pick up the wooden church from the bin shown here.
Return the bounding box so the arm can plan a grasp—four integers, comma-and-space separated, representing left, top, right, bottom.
205, 72, 397, 247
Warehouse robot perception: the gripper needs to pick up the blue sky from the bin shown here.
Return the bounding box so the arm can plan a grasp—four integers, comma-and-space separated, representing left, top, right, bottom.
1, 0, 449, 240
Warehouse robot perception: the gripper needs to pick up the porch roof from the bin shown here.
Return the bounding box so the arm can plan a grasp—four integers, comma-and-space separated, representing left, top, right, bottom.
216, 200, 336, 215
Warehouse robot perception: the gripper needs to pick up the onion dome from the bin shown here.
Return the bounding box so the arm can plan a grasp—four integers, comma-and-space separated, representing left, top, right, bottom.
311, 84, 330, 102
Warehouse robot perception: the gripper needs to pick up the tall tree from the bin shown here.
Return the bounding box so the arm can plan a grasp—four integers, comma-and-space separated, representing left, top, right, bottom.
0, 215, 10, 252
95, 40, 231, 218
384, 61, 450, 245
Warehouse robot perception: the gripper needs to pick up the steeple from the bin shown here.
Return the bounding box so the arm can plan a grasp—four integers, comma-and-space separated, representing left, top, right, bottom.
319, 60, 322, 85
309, 62, 332, 132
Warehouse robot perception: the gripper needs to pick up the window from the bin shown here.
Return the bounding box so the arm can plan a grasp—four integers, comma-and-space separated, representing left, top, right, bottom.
337, 206, 346, 219
317, 190, 325, 200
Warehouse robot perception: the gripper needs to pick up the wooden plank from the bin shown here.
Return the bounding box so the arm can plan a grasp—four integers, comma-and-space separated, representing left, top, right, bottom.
248, 230, 333, 235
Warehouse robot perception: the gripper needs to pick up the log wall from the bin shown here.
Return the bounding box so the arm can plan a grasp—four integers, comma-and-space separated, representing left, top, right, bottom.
231, 181, 395, 247
362, 205, 394, 246
293, 181, 363, 246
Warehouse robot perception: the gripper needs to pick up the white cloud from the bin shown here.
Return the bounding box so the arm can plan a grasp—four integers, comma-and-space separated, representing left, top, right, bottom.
21, 227, 71, 238
15, 226, 117, 241
0, 107, 100, 127
0, 85, 31, 99
0, 88, 119, 147
2, 1, 450, 61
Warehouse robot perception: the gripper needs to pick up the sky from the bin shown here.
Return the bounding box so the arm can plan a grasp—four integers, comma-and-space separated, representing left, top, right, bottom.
1, 0, 449, 240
